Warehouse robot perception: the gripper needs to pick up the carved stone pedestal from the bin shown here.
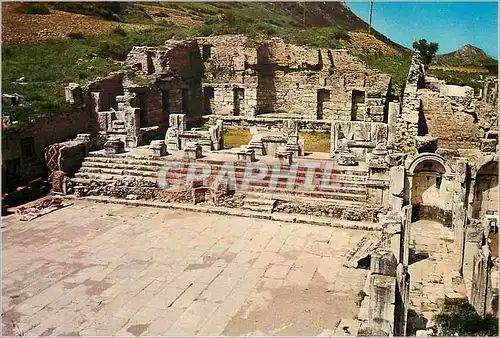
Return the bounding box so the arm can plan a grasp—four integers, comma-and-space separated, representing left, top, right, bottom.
184, 142, 202, 160
338, 153, 357, 166
149, 140, 167, 157
275, 147, 293, 166
104, 139, 125, 155
237, 147, 256, 163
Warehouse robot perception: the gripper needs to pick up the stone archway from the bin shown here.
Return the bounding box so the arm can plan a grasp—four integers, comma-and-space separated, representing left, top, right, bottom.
406, 153, 452, 225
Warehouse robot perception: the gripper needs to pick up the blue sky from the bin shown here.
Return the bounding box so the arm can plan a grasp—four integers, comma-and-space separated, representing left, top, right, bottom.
347, 1, 498, 59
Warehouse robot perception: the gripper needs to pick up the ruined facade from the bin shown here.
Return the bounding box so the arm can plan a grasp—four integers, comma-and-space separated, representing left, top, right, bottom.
38, 36, 499, 336
198, 35, 391, 120
63, 35, 392, 152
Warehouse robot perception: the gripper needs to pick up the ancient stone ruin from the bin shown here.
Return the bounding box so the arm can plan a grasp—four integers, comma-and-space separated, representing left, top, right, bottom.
52, 35, 498, 336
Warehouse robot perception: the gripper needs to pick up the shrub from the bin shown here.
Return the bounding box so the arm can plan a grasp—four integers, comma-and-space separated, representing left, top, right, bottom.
14, 3, 50, 15
111, 27, 127, 36
434, 298, 498, 336
67, 32, 86, 40
93, 40, 130, 60
197, 24, 214, 37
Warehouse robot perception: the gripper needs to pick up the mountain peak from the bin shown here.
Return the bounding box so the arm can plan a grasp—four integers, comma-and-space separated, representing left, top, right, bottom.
457, 44, 489, 57
433, 44, 497, 68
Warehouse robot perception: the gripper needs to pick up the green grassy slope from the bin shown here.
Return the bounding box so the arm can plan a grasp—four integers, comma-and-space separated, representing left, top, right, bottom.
2, 2, 412, 131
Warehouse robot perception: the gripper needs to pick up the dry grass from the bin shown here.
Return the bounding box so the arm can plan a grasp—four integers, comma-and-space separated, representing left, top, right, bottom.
340, 32, 400, 56
429, 65, 490, 74
299, 131, 331, 153
2, 3, 116, 45
223, 129, 330, 153
224, 129, 252, 148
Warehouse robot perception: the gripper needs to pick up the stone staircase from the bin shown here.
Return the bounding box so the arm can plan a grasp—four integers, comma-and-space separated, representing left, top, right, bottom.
241, 195, 277, 213
70, 151, 371, 216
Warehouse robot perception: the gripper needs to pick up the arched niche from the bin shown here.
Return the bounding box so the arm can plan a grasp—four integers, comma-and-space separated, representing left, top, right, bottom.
406, 153, 452, 225
471, 160, 498, 220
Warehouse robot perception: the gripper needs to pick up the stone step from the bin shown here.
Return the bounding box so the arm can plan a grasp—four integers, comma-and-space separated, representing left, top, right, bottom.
80, 161, 162, 172
158, 177, 367, 197
159, 168, 368, 184
241, 204, 274, 213
78, 166, 158, 177
83, 155, 166, 166
243, 197, 277, 207
245, 186, 367, 202
73, 173, 157, 183
85, 154, 369, 176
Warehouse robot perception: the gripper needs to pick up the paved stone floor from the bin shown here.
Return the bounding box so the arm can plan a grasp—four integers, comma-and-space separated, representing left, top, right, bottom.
2, 200, 369, 336
407, 220, 467, 331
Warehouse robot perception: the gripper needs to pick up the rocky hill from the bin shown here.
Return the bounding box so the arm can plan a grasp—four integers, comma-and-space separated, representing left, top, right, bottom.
432, 44, 498, 71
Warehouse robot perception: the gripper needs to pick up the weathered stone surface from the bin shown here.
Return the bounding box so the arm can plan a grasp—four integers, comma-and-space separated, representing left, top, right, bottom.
370, 250, 397, 277
236, 147, 256, 163
275, 146, 293, 166
389, 166, 405, 197
184, 142, 202, 160
104, 139, 125, 155
149, 140, 167, 157
65, 83, 82, 105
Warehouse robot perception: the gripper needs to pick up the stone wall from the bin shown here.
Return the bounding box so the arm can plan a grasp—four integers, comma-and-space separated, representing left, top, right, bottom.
203, 115, 331, 132
2, 107, 97, 190
198, 35, 392, 119
420, 89, 481, 149
84, 72, 125, 114
398, 58, 498, 153
395, 56, 424, 152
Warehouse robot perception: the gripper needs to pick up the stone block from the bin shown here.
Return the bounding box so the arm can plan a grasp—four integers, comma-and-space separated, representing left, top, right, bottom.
104, 139, 125, 155
236, 147, 256, 163
370, 250, 397, 277
184, 142, 202, 160
74, 133, 92, 155
368, 274, 396, 336
275, 147, 293, 166
298, 139, 305, 156
149, 140, 167, 157
192, 187, 207, 204
65, 83, 82, 105
199, 137, 213, 152
337, 152, 357, 166
389, 166, 405, 197
480, 139, 497, 153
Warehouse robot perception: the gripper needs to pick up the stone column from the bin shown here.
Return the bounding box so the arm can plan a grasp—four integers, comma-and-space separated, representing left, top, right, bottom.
401, 205, 412, 266
452, 158, 469, 273
394, 263, 410, 336
381, 211, 403, 262
91, 91, 102, 114
165, 114, 187, 152
470, 245, 492, 317
387, 101, 399, 149
209, 119, 224, 151
367, 250, 397, 336
283, 119, 300, 156
330, 121, 338, 158
124, 107, 141, 148
389, 166, 405, 211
